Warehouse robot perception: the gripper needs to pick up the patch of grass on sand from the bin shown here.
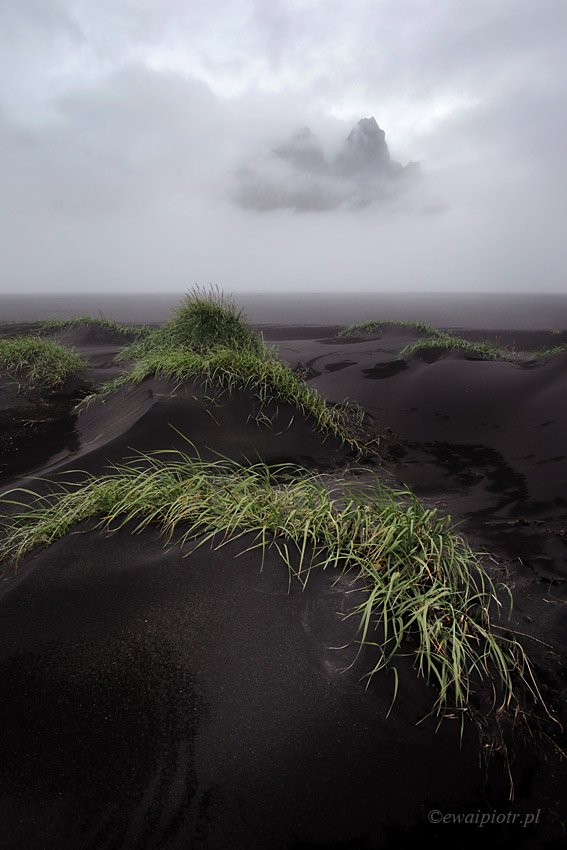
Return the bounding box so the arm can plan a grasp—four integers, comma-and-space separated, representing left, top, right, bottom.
337, 322, 520, 362
0, 337, 87, 390
89, 288, 367, 452
121, 286, 265, 360
37, 315, 150, 339
338, 319, 440, 338
533, 344, 567, 358
399, 335, 513, 361
88, 348, 366, 451
0, 450, 538, 718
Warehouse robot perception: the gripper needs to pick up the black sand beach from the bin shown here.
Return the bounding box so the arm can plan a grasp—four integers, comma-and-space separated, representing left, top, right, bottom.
1, 309, 566, 849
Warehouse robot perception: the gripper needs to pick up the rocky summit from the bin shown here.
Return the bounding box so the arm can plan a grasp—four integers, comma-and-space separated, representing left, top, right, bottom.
275, 116, 419, 182
235, 116, 420, 211
335, 116, 391, 175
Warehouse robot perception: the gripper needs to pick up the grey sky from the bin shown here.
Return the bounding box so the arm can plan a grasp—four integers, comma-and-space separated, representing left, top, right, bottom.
0, 0, 565, 293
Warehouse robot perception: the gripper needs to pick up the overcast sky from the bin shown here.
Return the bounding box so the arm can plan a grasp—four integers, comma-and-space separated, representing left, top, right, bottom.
1, 0, 565, 293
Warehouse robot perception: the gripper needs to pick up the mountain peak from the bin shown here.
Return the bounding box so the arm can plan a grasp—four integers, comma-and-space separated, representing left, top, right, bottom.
336, 116, 390, 177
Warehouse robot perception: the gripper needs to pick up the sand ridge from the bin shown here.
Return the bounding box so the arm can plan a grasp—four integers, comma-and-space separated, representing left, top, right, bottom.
0, 321, 565, 848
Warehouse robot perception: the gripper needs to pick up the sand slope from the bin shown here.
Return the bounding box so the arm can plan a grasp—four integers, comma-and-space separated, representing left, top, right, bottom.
0, 324, 566, 848
1, 527, 497, 849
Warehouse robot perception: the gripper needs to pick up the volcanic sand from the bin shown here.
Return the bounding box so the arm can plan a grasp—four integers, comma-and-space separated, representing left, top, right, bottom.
0, 322, 566, 848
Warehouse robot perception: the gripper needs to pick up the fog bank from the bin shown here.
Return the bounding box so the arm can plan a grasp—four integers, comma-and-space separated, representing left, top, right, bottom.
0, 0, 565, 293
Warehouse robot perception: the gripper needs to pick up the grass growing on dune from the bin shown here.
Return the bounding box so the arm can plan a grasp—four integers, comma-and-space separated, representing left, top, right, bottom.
86, 288, 368, 452
0, 337, 87, 390
0, 450, 537, 717
338, 319, 440, 338
120, 286, 265, 361
84, 347, 367, 451
37, 314, 151, 339
533, 344, 567, 358
337, 321, 519, 361
398, 335, 513, 361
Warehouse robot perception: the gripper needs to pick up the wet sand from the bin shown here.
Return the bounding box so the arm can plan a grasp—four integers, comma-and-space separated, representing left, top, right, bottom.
0, 321, 566, 849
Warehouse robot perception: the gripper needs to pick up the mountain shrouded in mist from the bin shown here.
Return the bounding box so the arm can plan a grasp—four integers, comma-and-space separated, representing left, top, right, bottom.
234, 117, 420, 212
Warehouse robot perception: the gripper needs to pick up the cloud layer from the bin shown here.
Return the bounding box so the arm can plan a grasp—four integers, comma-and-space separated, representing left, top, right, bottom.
0, 1, 565, 293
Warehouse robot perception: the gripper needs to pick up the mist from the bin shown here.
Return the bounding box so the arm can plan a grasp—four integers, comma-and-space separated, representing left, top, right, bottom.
0, 0, 565, 294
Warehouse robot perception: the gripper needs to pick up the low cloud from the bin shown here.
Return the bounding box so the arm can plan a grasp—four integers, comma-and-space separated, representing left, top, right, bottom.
234, 118, 420, 212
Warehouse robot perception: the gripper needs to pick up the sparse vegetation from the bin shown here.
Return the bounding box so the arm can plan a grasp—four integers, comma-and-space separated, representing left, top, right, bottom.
120, 287, 265, 360
0, 337, 88, 391
85, 288, 369, 452
533, 344, 567, 358
84, 348, 367, 451
398, 335, 514, 361
0, 292, 548, 724
337, 321, 523, 361
338, 319, 440, 338
37, 314, 151, 339
0, 450, 537, 717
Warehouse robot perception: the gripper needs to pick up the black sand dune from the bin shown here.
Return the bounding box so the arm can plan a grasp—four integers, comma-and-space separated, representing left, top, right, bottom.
0, 323, 139, 480
1, 377, 354, 494
274, 328, 567, 777
0, 528, 499, 850
48, 325, 135, 384
275, 329, 567, 514
1, 321, 566, 848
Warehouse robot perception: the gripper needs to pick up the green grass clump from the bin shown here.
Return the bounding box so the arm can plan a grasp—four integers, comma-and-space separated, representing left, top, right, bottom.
0, 337, 87, 390
337, 322, 522, 362
398, 335, 513, 361
37, 314, 150, 339
122, 287, 265, 360
86, 288, 367, 452
338, 320, 440, 338
84, 347, 366, 451
0, 450, 536, 717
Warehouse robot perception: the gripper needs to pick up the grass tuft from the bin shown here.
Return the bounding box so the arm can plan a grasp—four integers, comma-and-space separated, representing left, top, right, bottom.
0, 450, 536, 717
86, 288, 368, 452
83, 348, 366, 451
533, 344, 567, 358
337, 321, 520, 362
398, 335, 514, 361
0, 337, 88, 390
37, 314, 150, 340
121, 286, 265, 361
338, 319, 440, 338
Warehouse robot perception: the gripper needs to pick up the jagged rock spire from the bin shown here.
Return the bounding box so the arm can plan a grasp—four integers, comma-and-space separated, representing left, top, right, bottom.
335, 117, 391, 177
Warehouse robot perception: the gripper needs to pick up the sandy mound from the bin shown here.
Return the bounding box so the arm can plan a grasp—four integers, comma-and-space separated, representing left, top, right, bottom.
1, 524, 553, 849
1, 376, 354, 489
51, 324, 143, 348
308, 347, 567, 516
